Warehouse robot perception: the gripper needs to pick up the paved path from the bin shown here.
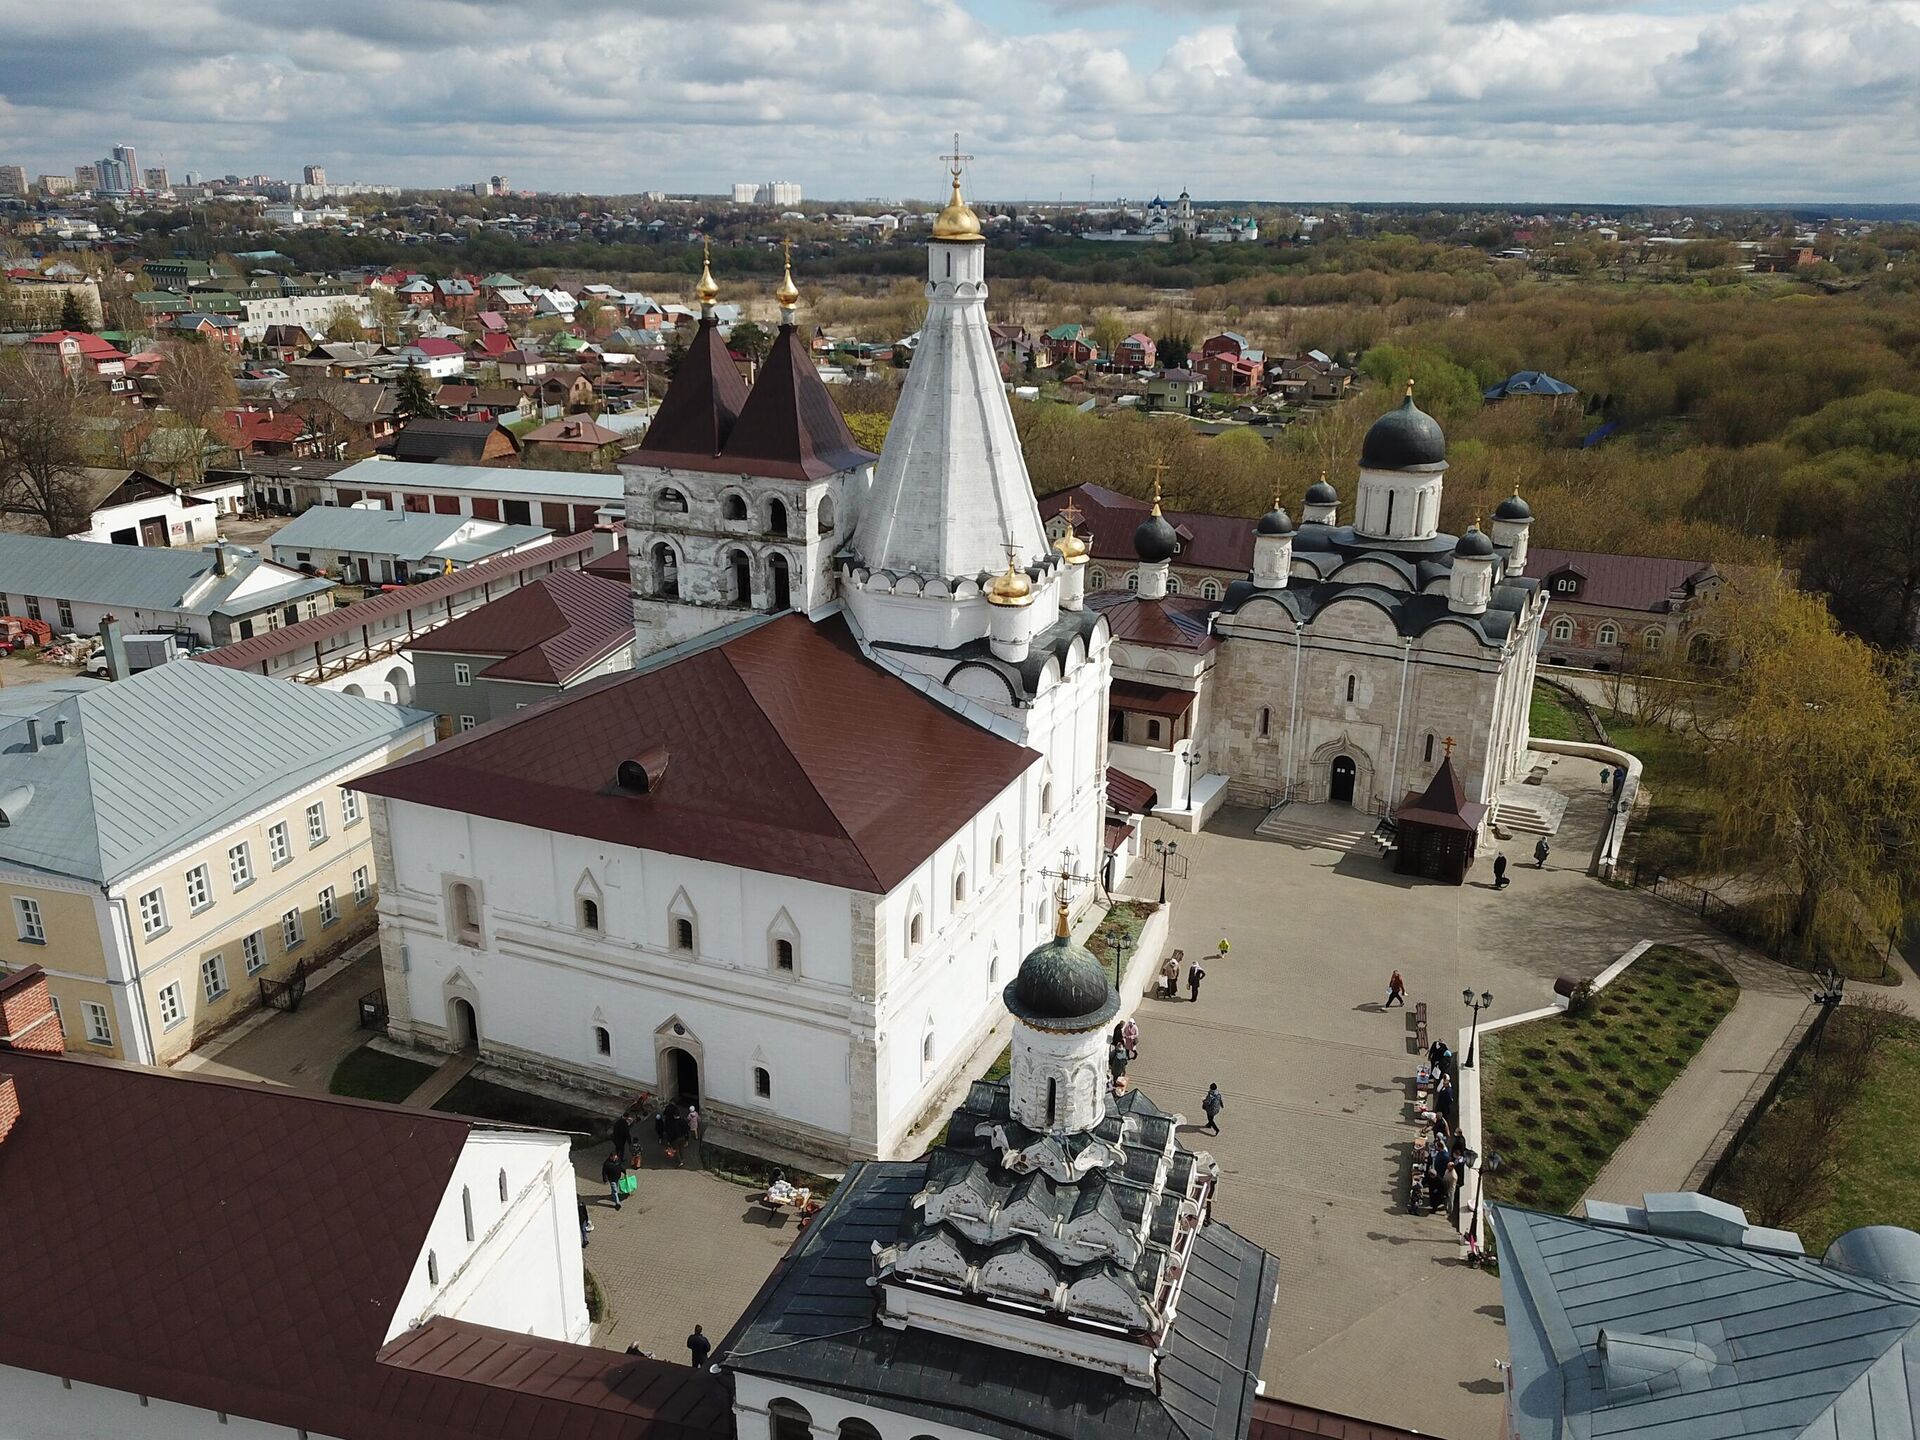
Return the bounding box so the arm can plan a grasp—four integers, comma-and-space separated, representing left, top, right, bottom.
176, 949, 382, 1092
404, 1051, 479, 1108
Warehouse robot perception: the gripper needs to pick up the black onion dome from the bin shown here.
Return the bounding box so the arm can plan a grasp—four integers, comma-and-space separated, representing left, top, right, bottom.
1004, 933, 1119, 1030
1494, 491, 1533, 522
1256, 504, 1293, 536
1305, 479, 1339, 506
1455, 526, 1495, 558
1360, 393, 1447, 471
1134, 511, 1178, 563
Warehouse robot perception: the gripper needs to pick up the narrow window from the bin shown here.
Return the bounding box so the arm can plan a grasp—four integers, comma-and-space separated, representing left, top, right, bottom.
453, 662, 472, 687
1046, 1075, 1058, 1126
992, 831, 1005, 869
674, 916, 695, 951
462, 1186, 475, 1242
451, 883, 480, 945
1146, 718, 1162, 743
1424, 733, 1435, 764
13, 896, 45, 944
1257, 706, 1271, 739
1385, 492, 1395, 532
319, 886, 339, 928
498, 1168, 509, 1202
427, 1251, 439, 1286
909, 911, 925, 949
922, 1031, 935, 1066
305, 801, 327, 847
774, 938, 794, 971
594, 1024, 611, 1056
1345, 675, 1356, 703
580, 897, 600, 932
953, 869, 967, 905
754, 1066, 772, 1098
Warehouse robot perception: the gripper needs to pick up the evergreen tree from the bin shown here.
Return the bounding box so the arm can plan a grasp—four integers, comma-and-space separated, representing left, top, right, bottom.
395, 363, 439, 419
58, 290, 90, 333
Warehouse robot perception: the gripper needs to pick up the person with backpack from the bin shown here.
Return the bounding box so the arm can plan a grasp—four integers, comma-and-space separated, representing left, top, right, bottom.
1201, 1082, 1225, 1135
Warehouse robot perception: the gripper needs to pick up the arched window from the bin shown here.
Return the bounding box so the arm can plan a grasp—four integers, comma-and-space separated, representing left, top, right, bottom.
1257, 705, 1271, 738
765, 497, 789, 536
768, 1399, 813, 1440
727, 549, 752, 607
953, 866, 968, 905
1201, 578, 1221, 600
721, 493, 748, 521
1166, 574, 1182, 595
673, 916, 695, 952
462, 1185, 474, 1242
1597, 622, 1619, 646
839, 1419, 884, 1440
1041, 781, 1054, 816
1424, 732, 1436, 764
1551, 616, 1574, 641
427, 1250, 439, 1286
650, 542, 679, 599
1126, 571, 1139, 592
1088, 567, 1107, 589
498, 1168, 509, 1202
1146, 718, 1162, 743
1644, 627, 1664, 651
754, 1066, 772, 1098
922, 1030, 935, 1067
991, 826, 1006, 871
655, 487, 687, 513
774, 937, 794, 971
450, 882, 481, 946
908, 908, 925, 950
594, 1024, 611, 1056
1345, 675, 1356, 703
1688, 632, 1718, 665
817, 494, 836, 533
578, 896, 600, 932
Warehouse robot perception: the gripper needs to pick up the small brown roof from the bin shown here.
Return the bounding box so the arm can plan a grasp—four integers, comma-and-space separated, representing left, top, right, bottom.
1392, 754, 1486, 833
1526, 547, 1717, 614
525, 416, 624, 448
1107, 766, 1158, 815
1110, 678, 1197, 719
354, 613, 1037, 892
717, 321, 874, 480
633, 315, 747, 465
389, 416, 519, 463
1248, 1396, 1424, 1439
1087, 589, 1219, 651
1041, 483, 1254, 574
407, 568, 634, 685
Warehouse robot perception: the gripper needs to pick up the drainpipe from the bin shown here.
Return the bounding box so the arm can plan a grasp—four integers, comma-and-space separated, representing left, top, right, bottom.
108, 893, 161, 1067
1385, 637, 1413, 816
1283, 621, 1304, 800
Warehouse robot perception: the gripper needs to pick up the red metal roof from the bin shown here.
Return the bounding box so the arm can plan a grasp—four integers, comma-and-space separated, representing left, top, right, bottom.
354, 613, 1037, 892
1527, 547, 1717, 614
1110, 678, 1197, 719
1087, 589, 1219, 650
1107, 766, 1158, 814
1041, 483, 1255, 575
634, 315, 747, 465
408, 568, 634, 685
1248, 1396, 1424, 1439
196, 529, 600, 672
714, 321, 874, 481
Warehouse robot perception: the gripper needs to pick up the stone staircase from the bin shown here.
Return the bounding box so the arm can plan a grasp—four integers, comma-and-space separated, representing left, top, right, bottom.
1255, 801, 1377, 853
1490, 782, 1569, 836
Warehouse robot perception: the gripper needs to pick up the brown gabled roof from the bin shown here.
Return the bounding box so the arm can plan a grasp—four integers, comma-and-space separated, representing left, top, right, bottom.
354, 613, 1036, 892
1248, 1396, 1423, 1439
1086, 589, 1219, 650
407, 568, 634, 685
718, 322, 875, 480
633, 315, 747, 465
1392, 754, 1486, 833
1526, 547, 1718, 614
1107, 766, 1158, 815
389, 417, 520, 463
1041, 483, 1255, 575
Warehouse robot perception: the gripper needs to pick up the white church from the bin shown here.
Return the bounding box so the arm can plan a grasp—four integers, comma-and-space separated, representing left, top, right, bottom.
354, 154, 1542, 1163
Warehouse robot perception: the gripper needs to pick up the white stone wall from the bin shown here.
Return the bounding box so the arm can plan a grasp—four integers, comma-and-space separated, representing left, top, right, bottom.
0, 1367, 341, 1440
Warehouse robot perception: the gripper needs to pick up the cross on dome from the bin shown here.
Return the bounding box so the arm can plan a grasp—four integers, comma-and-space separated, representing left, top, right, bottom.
932, 133, 983, 243
775, 235, 800, 313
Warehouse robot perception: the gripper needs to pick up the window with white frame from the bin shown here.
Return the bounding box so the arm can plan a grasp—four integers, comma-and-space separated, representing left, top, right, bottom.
341, 788, 363, 826
1597, 622, 1619, 646
672, 916, 694, 951
201, 953, 227, 1001
228, 841, 253, 889
453, 662, 472, 687
282, 907, 304, 950
319, 886, 339, 928
1550, 616, 1574, 641
82, 1000, 112, 1045
1644, 627, 1664, 652
1201, 578, 1221, 600
185, 864, 213, 913
243, 930, 266, 974
352, 866, 371, 906
268, 822, 292, 868
137, 888, 167, 937
58, 599, 73, 630
579, 896, 600, 932
450, 883, 482, 946
157, 982, 183, 1028
459, 715, 476, 731
25, 596, 41, 622
13, 896, 44, 944
306, 801, 327, 847
774, 937, 795, 971
1088, 567, 1107, 589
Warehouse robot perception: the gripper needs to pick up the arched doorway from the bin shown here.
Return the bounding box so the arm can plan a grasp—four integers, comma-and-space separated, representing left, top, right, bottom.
769, 553, 791, 610
728, 551, 752, 607
651, 542, 679, 598
449, 996, 478, 1051
1329, 755, 1357, 805
663, 1046, 700, 1105
386, 665, 413, 705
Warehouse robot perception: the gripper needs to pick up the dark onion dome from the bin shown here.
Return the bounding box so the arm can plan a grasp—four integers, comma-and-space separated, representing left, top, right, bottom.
1360, 387, 1447, 471
1256, 500, 1293, 536
1455, 524, 1495, 559
1304, 478, 1339, 506
1494, 488, 1533, 522
1134, 509, 1178, 563
1003, 903, 1119, 1030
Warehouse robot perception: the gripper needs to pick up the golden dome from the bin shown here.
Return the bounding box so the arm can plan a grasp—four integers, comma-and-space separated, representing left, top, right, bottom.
1052, 498, 1090, 563
986, 557, 1034, 607
932, 171, 984, 243
695, 237, 719, 305
774, 237, 800, 310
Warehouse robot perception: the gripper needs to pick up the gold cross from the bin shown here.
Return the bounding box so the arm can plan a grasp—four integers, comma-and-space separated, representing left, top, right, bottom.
939, 133, 974, 183
702, 235, 711, 264
1149, 457, 1169, 511
1059, 497, 1084, 529
781, 235, 793, 264
1443, 735, 1455, 757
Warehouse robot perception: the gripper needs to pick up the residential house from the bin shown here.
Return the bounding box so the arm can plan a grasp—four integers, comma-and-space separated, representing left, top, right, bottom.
498, 348, 550, 383
407, 568, 635, 731
1530, 545, 1726, 668
1201, 330, 1264, 364
1, 467, 220, 548
434, 276, 476, 312
475, 309, 509, 334
537, 371, 597, 415
0, 532, 333, 644
397, 336, 467, 379
0, 662, 433, 1064
1114, 332, 1157, 371
1275, 351, 1354, 401
1146, 367, 1204, 413
170, 312, 244, 351
0, 969, 718, 1440
257, 323, 313, 362
307, 456, 623, 534
25, 330, 130, 393
521, 415, 630, 470
1044, 322, 1098, 367
1039, 481, 1254, 600
387, 416, 521, 466
268, 505, 553, 585
223, 405, 323, 459
1200, 350, 1263, 394
291, 379, 402, 453
469, 330, 516, 360
289, 339, 387, 378
397, 277, 437, 308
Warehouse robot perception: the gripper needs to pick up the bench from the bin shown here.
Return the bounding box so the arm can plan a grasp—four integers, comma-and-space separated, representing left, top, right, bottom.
1414, 1000, 1429, 1056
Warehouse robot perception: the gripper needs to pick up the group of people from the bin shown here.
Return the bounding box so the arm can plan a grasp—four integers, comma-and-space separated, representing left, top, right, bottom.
595, 1094, 703, 1216
1157, 947, 1213, 1002
1414, 1038, 1467, 1222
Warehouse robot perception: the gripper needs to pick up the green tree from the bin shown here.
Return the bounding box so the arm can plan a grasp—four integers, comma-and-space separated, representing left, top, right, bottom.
58, 289, 90, 333
1156, 333, 1191, 369
1090, 312, 1129, 361
729, 322, 773, 368
324, 305, 368, 342
395, 363, 439, 420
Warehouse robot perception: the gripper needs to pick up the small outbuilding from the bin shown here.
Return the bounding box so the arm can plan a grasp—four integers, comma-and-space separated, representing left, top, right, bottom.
1391, 752, 1486, 884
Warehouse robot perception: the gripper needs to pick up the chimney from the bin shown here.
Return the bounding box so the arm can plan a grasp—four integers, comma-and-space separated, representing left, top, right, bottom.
0, 966, 65, 1055
0, 1075, 18, 1146
589, 524, 619, 561
24, 718, 40, 753
51, 718, 67, 745
99, 615, 129, 682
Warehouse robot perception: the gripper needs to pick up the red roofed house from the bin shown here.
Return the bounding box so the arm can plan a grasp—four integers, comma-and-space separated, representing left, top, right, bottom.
1040, 482, 1254, 601
0, 963, 730, 1440
1200, 350, 1263, 394
1530, 546, 1728, 668
397, 336, 468, 379
521, 415, 630, 470
1113, 332, 1157, 372
26, 330, 130, 389
223, 405, 323, 458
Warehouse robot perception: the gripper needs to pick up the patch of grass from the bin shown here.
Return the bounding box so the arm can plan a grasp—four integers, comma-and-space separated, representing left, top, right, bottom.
583, 1267, 606, 1323
329, 1044, 437, 1103
433, 1076, 610, 1150
1528, 682, 1594, 743
1606, 714, 1716, 876
1086, 899, 1157, 984
1481, 945, 1739, 1216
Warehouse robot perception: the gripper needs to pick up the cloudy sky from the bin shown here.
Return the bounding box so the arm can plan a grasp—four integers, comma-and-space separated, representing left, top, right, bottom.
1, 0, 1914, 204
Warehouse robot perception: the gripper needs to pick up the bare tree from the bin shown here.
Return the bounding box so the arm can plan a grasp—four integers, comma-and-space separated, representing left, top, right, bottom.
155, 339, 240, 483
0, 351, 101, 535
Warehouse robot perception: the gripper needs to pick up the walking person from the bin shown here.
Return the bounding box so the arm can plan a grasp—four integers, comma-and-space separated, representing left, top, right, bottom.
1160, 953, 1180, 1001
600, 1148, 626, 1211
1599, 767, 1611, 788
1121, 1016, 1140, 1058
686, 1324, 711, 1369
1109, 1035, 1130, 1080
685, 1102, 701, 1166
1533, 837, 1550, 869
1201, 1082, 1225, 1135
1385, 970, 1406, 1008
612, 1106, 633, 1167
1188, 959, 1206, 1003
1493, 853, 1509, 890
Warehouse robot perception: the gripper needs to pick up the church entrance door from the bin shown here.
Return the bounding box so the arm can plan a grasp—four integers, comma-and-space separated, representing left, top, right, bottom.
664, 1046, 700, 1105
769, 553, 791, 610
1329, 755, 1357, 805
449, 996, 479, 1051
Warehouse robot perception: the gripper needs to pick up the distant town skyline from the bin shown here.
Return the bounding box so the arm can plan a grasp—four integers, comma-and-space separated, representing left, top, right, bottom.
1, 0, 1915, 205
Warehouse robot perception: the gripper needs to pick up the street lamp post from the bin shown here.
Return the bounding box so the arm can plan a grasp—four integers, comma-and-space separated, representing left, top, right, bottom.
1810, 965, 1845, 1058
1179, 749, 1201, 812
1462, 988, 1493, 1068
1154, 838, 1178, 906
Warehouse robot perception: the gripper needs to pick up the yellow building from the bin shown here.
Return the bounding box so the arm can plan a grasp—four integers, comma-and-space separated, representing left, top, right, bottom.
0, 662, 432, 1065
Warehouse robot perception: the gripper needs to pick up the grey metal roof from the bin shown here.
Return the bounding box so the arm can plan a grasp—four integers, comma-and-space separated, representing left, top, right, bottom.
0, 663, 433, 886
1493, 1200, 1920, 1440
269, 507, 550, 563
0, 532, 331, 618
329, 458, 624, 503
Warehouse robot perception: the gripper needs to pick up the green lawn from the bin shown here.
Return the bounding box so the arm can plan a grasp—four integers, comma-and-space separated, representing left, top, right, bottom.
329, 1044, 437, 1103
1481, 945, 1739, 1215
1528, 682, 1594, 743
433, 1075, 611, 1149
1086, 900, 1157, 985
1605, 714, 1716, 876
